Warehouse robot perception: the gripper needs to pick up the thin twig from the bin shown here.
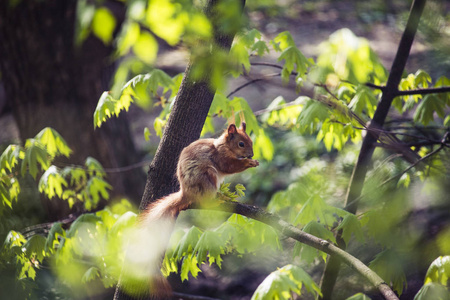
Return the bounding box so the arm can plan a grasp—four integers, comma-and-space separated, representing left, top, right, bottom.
380, 132, 449, 186
227, 72, 281, 98
172, 292, 221, 300
396, 86, 450, 96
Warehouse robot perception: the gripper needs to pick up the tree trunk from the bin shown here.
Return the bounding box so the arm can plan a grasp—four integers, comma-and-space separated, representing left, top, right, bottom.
0, 0, 146, 216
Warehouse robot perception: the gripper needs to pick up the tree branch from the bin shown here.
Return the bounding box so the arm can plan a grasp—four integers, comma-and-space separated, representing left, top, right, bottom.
190, 202, 399, 300
319, 0, 428, 298
227, 72, 281, 98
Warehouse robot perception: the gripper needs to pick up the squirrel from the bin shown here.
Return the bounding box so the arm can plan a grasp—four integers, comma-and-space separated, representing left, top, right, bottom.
136, 121, 259, 298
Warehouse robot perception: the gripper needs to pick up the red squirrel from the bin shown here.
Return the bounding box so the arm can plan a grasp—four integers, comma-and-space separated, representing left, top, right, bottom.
137, 121, 259, 298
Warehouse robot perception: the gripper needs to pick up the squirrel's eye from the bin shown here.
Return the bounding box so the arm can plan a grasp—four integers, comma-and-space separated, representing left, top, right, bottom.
238, 141, 245, 148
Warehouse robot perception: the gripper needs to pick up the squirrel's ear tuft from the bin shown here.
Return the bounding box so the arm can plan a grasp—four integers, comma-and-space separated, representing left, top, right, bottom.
240, 122, 246, 132
227, 124, 237, 139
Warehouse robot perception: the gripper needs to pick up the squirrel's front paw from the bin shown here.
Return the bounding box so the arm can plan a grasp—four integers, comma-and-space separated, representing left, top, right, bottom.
249, 159, 259, 167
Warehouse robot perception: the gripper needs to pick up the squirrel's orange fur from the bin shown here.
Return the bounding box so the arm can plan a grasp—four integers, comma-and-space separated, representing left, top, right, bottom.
140, 122, 259, 298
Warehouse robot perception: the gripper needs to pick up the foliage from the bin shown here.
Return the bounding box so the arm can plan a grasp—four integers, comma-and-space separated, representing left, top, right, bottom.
2, 0, 450, 299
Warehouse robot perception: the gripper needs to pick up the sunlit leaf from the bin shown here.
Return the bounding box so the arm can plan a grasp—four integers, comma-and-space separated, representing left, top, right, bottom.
0, 144, 21, 172
45, 222, 65, 253
133, 31, 158, 64
297, 99, 329, 133
87, 177, 112, 207
39, 166, 68, 199
192, 231, 224, 268
92, 7, 116, 44
82, 267, 100, 283
424, 256, 450, 286
251, 264, 322, 300
21, 139, 51, 178
24, 235, 46, 262
34, 128, 72, 158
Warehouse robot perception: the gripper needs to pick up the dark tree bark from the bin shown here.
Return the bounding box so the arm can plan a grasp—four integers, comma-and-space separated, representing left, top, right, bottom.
319, 0, 427, 299
0, 0, 146, 215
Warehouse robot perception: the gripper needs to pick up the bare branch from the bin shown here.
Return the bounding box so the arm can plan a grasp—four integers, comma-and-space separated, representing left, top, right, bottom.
227, 72, 281, 98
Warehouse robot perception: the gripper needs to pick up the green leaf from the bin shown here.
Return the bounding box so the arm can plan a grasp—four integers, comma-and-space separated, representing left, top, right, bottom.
414, 283, 450, 300
414, 69, 432, 88
0, 144, 21, 172
349, 85, 378, 117
293, 221, 336, 263
85, 157, 105, 175
235, 184, 246, 197
414, 94, 446, 125
229, 38, 251, 77
4, 230, 26, 248
192, 231, 224, 268
117, 21, 140, 56
294, 195, 332, 227
21, 139, 51, 178
345, 293, 372, 300
67, 213, 102, 238
144, 127, 151, 141
39, 166, 68, 199
133, 31, 158, 64
277, 46, 313, 84
252, 40, 270, 56
271, 31, 296, 52
424, 256, 450, 286
336, 214, 364, 245
94, 92, 124, 128
24, 235, 46, 262
45, 222, 65, 253
35, 127, 72, 158
369, 249, 407, 295
92, 7, 116, 44
253, 129, 274, 161
82, 267, 100, 283
180, 255, 201, 281
297, 99, 329, 133
251, 264, 322, 300
87, 177, 112, 207
172, 226, 203, 260
110, 211, 137, 237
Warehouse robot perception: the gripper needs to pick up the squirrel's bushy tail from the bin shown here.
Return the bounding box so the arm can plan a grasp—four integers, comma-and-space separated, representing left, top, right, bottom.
122, 191, 188, 299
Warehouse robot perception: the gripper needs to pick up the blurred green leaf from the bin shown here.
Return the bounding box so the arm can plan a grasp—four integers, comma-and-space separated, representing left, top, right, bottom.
24, 235, 46, 262
414, 94, 446, 125
336, 214, 364, 245
369, 249, 407, 295
346, 293, 372, 300
414, 283, 450, 300
293, 221, 336, 263
251, 264, 322, 300
82, 267, 100, 283
92, 7, 116, 44
45, 222, 65, 253
133, 31, 158, 64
